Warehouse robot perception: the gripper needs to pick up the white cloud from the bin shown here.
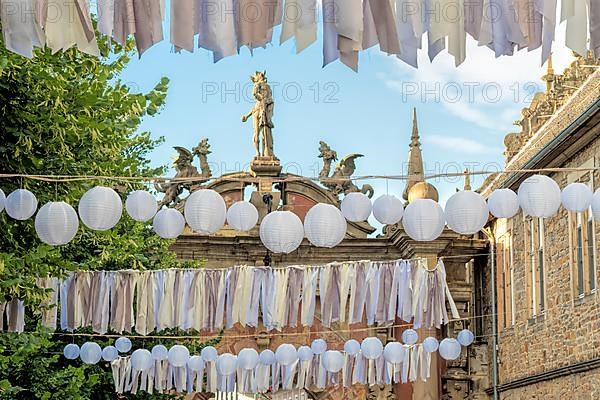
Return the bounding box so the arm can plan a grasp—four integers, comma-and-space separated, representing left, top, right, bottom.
380, 22, 576, 132
423, 134, 503, 155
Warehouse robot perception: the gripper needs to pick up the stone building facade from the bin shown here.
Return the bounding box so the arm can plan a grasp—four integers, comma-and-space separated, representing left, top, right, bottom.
479, 53, 600, 399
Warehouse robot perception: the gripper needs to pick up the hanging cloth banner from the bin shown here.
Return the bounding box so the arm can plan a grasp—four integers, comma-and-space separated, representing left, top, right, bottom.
20, 259, 458, 334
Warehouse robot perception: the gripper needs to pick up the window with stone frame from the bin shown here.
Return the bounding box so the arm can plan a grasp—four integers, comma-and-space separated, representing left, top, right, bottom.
496, 232, 514, 331
524, 216, 546, 317
568, 172, 597, 300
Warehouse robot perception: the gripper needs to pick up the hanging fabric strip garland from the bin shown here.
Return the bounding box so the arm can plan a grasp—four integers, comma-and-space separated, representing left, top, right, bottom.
15, 259, 458, 335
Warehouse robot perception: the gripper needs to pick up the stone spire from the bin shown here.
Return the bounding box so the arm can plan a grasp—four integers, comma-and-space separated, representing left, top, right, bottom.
543, 54, 555, 92
403, 108, 425, 201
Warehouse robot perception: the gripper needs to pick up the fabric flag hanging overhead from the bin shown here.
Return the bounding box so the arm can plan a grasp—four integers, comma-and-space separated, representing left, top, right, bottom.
0, 0, 598, 69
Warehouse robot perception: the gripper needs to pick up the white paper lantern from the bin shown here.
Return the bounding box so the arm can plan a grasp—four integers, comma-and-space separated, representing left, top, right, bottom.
102, 346, 119, 362
340, 192, 372, 222
402, 199, 445, 241
227, 201, 259, 231
487, 189, 520, 218
383, 342, 404, 364
238, 348, 259, 370
445, 191, 489, 235
217, 353, 238, 375
297, 346, 313, 361
322, 350, 344, 373
63, 343, 80, 360
80, 342, 102, 365
259, 349, 276, 365
184, 189, 226, 234
115, 337, 132, 353
402, 329, 419, 345
131, 349, 153, 370
35, 202, 79, 246
187, 355, 205, 371
561, 183, 593, 213
457, 329, 475, 347
304, 203, 346, 248
168, 345, 190, 367
0, 189, 6, 213
152, 344, 169, 360
343, 339, 360, 356
6, 189, 38, 220
153, 208, 185, 239
423, 337, 439, 353
126, 190, 157, 222
275, 343, 298, 366
439, 338, 462, 361
201, 346, 218, 362
311, 339, 327, 355
259, 211, 304, 254
361, 337, 383, 360
78, 186, 122, 230
593, 189, 600, 220
372, 195, 404, 225
518, 175, 561, 218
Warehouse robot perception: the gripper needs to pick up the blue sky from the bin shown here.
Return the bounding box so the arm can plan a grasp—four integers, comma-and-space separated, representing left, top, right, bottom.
121, 15, 574, 206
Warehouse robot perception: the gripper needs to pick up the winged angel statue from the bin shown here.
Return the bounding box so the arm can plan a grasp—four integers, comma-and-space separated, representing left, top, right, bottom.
318, 141, 374, 198
155, 139, 212, 207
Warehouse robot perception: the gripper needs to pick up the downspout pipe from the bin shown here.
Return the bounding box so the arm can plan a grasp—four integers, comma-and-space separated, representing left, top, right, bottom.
482, 228, 499, 400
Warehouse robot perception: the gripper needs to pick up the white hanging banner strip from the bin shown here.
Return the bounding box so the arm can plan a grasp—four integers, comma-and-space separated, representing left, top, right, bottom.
19, 258, 457, 334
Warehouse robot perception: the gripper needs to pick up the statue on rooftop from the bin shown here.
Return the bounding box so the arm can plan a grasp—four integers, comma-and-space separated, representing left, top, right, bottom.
242, 71, 275, 159
318, 141, 374, 198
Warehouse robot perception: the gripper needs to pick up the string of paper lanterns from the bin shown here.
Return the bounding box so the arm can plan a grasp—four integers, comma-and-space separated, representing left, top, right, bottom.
2, 173, 600, 248
63, 329, 476, 367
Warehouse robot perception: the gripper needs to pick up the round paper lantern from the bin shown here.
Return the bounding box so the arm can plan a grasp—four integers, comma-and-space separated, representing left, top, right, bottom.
275, 344, 298, 366
518, 175, 561, 218
152, 344, 169, 360
126, 190, 157, 222
445, 191, 489, 234
304, 203, 346, 248
311, 339, 327, 355
201, 346, 218, 362
487, 189, 520, 218
80, 342, 102, 365
184, 189, 226, 234
402, 329, 419, 345
340, 192, 372, 222
153, 208, 185, 239
6, 189, 38, 220
297, 346, 313, 361
115, 337, 132, 353
343, 339, 360, 356
361, 337, 383, 360
63, 343, 80, 360
259, 349, 276, 365
593, 189, 600, 220
0, 188, 6, 213
423, 337, 439, 353
238, 348, 259, 370
35, 202, 79, 245
131, 349, 153, 370
187, 355, 205, 371
439, 338, 462, 361
402, 199, 445, 241
217, 353, 237, 375
168, 345, 190, 367
383, 342, 403, 364
259, 211, 304, 254
561, 183, 593, 212
227, 201, 259, 231
102, 346, 119, 362
457, 329, 475, 347
78, 186, 122, 230
373, 195, 404, 225
322, 350, 344, 373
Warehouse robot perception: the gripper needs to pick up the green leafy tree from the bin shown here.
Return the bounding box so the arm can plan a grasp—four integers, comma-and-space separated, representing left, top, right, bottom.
0, 34, 199, 399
